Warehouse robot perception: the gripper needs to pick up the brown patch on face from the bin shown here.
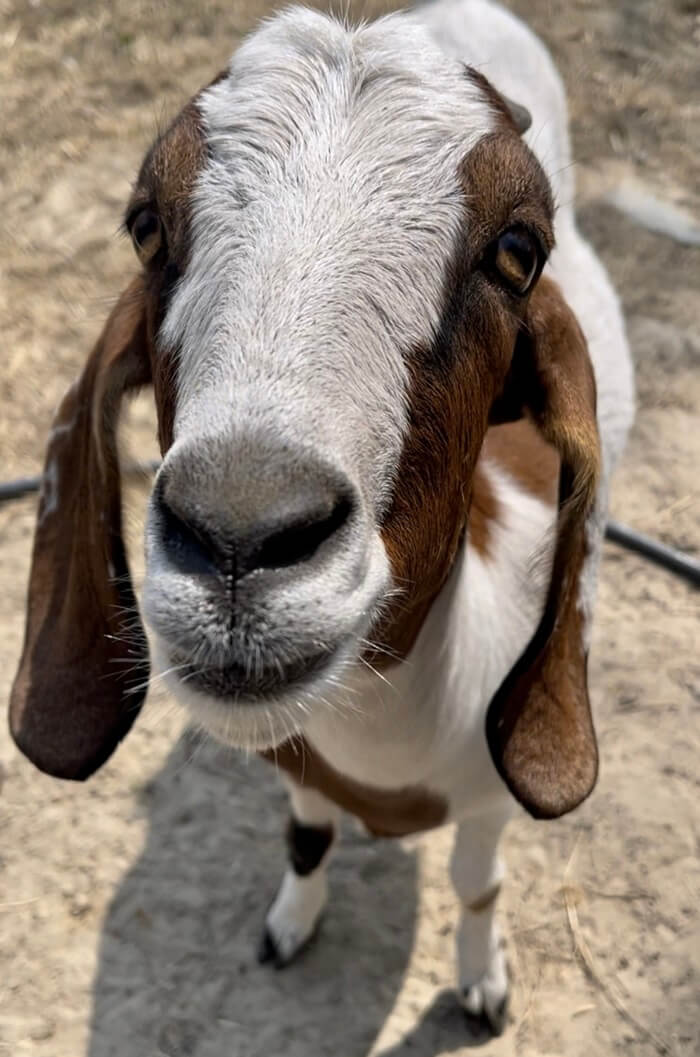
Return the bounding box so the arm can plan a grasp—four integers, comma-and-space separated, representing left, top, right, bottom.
129, 99, 208, 266
458, 133, 554, 257
367, 132, 555, 665
263, 739, 447, 838
370, 329, 497, 662
127, 87, 217, 452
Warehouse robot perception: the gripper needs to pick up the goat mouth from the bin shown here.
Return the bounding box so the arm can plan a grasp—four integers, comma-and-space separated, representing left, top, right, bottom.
169, 647, 335, 701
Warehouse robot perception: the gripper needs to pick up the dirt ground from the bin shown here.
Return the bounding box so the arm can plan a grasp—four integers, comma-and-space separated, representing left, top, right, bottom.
1, 1, 698, 1055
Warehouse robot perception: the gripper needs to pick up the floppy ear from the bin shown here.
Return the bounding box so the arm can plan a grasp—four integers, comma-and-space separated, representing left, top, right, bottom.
486, 276, 601, 819
9, 277, 152, 780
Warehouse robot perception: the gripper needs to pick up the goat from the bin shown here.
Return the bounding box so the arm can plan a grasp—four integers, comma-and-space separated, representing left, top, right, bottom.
9, 0, 634, 1034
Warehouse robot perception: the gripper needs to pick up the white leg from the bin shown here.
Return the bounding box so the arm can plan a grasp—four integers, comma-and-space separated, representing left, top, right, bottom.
260, 782, 341, 967
449, 807, 512, 1035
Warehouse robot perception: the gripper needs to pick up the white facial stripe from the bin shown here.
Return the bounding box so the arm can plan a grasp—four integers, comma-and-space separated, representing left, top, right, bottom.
160, 7, 495, 511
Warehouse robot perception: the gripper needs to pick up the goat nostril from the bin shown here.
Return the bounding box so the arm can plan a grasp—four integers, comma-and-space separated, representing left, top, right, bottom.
251, 495, 353, 572
157, 491, 225, 577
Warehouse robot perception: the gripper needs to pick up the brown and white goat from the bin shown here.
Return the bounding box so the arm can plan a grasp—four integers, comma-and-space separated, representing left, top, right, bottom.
9, 0, 634, 1033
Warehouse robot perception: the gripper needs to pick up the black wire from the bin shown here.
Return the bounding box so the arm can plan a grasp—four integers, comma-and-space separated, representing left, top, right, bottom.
0, 461, 161, 504
0, 476, 41, 502
605, 519, 700, 588
0, 465, 698, 588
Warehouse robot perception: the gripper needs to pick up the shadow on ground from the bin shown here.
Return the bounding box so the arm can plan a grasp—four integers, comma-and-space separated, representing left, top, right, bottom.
374, 990, 496, 1056
86, 731, 433, 1057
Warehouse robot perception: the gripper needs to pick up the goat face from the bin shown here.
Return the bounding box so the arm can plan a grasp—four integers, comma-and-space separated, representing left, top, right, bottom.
10, 8, 601, 819
135, 11, 547, 748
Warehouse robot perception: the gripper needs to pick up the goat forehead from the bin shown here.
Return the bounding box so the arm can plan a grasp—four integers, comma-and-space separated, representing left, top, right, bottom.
161, 10, 496, 408
202, 9, 494, 185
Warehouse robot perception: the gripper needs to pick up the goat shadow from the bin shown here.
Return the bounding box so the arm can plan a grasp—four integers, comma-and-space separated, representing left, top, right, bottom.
85, 729, 481, 1057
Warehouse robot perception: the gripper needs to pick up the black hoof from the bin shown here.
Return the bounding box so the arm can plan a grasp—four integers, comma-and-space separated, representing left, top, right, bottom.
487, 993, 509, 1036
257, 927, 281, 967
461, 991, 509, 1038
257, 926, 305, 970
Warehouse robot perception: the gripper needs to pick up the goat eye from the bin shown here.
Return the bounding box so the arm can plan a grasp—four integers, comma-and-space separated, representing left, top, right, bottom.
491, 227, 539, 295
130, 208, 162, 263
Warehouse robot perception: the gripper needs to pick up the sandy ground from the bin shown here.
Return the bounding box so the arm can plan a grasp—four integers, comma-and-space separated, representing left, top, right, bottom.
1, 1, 699, 1055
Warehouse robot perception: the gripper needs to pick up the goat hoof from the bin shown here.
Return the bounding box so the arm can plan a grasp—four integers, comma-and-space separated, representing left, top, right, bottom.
257, 926, 298, 969
257, 920, 316, 969
257, 927, 282, 967
259, 870, 327, 968
459, 981, 509, 1037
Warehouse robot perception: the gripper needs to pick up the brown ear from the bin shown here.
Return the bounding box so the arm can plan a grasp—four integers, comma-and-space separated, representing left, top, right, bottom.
9, 277, 152, 780
486, 276, 601, 819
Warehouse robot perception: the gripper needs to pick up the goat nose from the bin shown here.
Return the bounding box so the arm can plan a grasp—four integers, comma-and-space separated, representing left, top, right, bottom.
154, 477, 354, 581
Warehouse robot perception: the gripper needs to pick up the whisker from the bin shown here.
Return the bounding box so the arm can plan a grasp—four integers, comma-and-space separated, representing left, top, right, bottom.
359, 655, 397, 691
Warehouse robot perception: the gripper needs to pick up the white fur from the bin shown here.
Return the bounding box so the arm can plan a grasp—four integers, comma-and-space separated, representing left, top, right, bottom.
451, 806, 511, 1030
265, 869, 329, 963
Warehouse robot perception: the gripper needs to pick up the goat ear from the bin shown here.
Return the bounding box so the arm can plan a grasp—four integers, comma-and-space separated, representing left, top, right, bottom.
486, 276, 601, 819
9, 277, 152, 780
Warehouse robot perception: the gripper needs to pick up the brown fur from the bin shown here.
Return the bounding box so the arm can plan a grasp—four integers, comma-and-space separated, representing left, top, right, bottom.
127, 98, 209, 453
263, 740, 447, 837
128, 100, 209, 268
481, 420, 559, 507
